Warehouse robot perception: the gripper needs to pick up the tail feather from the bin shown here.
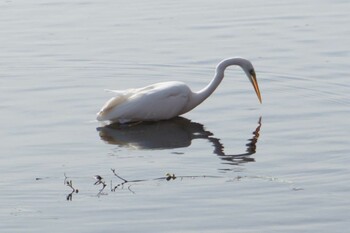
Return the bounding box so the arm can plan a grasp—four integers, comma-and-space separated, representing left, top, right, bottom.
104, 89, 131, 95
97, 95, 127, 121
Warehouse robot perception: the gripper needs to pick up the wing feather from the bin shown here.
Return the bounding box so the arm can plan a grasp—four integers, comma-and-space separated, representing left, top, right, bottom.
97, 82, 191, 123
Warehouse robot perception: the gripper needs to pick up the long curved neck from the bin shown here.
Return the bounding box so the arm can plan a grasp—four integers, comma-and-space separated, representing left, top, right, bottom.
182, 58, 246, 114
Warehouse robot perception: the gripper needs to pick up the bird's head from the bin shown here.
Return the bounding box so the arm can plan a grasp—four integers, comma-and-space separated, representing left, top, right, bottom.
217, 57, 262, 104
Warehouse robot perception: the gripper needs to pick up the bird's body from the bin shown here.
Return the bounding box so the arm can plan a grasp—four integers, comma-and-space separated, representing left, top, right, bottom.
97, 81, 192, 123
97, 57, 262, 124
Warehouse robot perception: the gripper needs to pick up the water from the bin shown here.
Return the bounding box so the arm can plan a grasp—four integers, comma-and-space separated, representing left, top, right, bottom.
1, 0, 350, 232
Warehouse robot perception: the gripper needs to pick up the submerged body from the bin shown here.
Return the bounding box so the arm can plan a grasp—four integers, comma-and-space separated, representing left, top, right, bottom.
97, 57, 262, 123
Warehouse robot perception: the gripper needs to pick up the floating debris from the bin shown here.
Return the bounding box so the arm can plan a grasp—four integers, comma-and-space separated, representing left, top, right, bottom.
165, 173, 176, 181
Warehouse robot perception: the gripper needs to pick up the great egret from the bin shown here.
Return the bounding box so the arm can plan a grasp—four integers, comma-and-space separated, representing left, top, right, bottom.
97, 57, 262, 123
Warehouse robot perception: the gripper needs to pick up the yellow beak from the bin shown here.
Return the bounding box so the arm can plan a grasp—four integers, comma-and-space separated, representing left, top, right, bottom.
251, 73, 262, 104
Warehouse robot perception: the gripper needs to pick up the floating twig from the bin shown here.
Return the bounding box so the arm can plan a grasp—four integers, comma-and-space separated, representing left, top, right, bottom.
94, 175, 107, 191
128, 185, 135, 194
62, 167, 300, 200
64, 173, 79, 201
111, 169, 128, 182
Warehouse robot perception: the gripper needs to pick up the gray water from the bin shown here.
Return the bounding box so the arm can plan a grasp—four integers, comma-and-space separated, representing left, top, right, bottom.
1, 0, 350, 232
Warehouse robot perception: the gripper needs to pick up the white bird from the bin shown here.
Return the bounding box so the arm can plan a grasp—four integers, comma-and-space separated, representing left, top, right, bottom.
97, 57, 262, 124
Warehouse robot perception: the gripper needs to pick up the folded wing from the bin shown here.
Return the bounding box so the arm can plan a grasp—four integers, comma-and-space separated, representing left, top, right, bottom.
97, 81, 191, 123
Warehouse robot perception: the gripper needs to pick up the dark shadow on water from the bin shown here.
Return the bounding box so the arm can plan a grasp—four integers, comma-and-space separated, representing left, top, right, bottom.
97, 117, 262, 166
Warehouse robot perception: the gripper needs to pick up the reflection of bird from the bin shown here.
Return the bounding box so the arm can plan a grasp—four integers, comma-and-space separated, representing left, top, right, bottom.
97, 117, 208, 150
97, 117, 262, 166
97, 58, 262, 123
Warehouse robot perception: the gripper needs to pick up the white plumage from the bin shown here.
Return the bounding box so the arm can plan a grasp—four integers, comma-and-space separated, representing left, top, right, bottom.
97, 81, 191, 123
97, 57, 262, 124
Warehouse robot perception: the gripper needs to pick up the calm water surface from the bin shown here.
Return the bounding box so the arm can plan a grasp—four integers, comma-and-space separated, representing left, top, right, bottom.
1, 0, 350, 232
